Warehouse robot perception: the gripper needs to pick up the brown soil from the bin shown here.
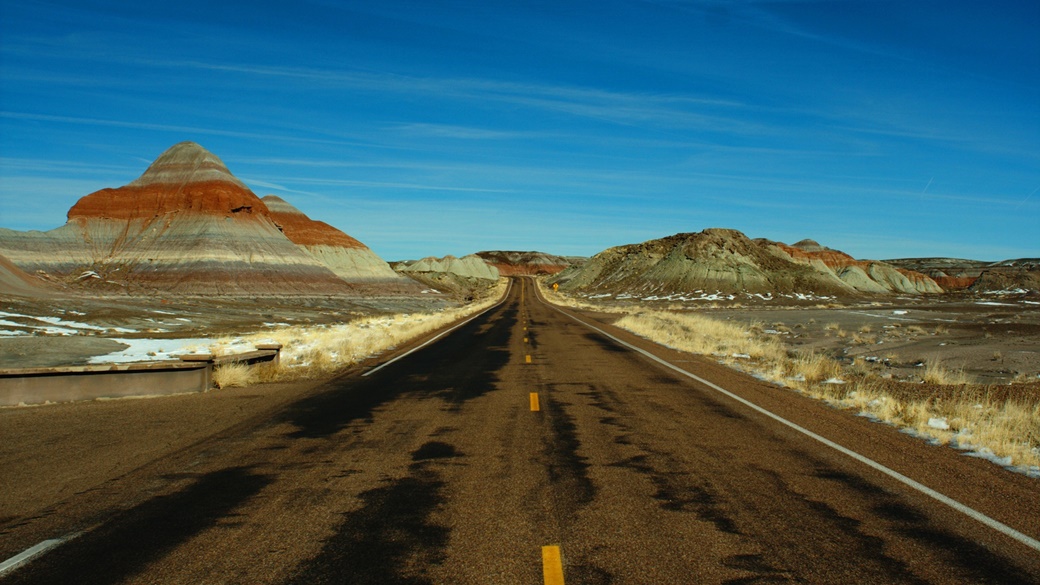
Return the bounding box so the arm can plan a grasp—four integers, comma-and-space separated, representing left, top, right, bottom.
698, 295, 1040, 386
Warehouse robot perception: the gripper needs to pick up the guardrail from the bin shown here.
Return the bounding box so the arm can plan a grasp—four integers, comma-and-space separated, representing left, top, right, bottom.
0, 343, 282, 407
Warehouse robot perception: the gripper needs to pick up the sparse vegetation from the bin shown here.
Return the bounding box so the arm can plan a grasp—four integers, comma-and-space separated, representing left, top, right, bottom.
205, 280, 508, 383
213, 362, 254, 388
538, 279, 1040, 471
922, 360, 970, 386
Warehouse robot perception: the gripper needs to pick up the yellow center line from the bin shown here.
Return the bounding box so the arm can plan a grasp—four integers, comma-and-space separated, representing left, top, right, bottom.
524, 337, 529, 343
529, 392, 540, 411
525, 354, 532, 364
542, 545, 565, 585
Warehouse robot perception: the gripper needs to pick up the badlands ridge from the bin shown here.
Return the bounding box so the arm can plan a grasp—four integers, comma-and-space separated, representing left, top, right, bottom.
1, 141, 1036, 299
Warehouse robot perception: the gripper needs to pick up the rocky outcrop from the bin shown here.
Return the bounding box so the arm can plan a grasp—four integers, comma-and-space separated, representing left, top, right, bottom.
0, 142, 355, 295
475, 251, 575, 276
885, 258, 992, 291
394, 254, 501, 300
885, 258, 1040, 292
262, 195, 412, 284
968, 260, 1040, 293
770, 240, 943, 294
552, 229, 944, 297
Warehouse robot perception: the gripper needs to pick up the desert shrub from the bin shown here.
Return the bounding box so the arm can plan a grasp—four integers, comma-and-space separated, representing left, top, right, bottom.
213, 363, 254, 388
923, 360, 970, 385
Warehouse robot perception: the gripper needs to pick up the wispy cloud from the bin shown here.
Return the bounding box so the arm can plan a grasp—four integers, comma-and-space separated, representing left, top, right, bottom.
0, 112, 373, 148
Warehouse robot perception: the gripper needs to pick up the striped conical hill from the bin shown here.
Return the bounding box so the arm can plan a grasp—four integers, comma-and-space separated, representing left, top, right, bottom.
0, 142, 354, 294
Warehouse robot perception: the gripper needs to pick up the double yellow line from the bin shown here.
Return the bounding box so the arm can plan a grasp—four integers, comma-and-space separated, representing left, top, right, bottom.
523, 280, 566, 583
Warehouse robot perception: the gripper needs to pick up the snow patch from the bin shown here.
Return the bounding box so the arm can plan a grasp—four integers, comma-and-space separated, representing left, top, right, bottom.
87, 338, 216, 364
927, 417, 950, 430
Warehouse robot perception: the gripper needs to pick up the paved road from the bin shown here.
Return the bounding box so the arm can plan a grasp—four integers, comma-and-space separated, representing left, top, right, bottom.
2, 278, 1038, 583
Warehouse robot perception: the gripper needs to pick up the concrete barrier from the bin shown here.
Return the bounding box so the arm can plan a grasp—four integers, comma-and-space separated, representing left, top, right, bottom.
0, 344, 281, 407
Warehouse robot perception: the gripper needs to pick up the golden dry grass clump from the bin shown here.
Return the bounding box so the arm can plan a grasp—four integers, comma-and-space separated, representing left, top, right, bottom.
614, 310, 786, 362
213, 362, 254, 388
208, 280, 508, 384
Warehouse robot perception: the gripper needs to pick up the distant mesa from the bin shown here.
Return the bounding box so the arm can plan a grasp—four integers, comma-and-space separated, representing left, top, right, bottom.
0, 142, 405, 295
884, 258, 1040, 293
475, 251, 577, 276
967, 263, 1040, 293
396, 254, 500, 281
551, 228, 946, 299
393, 254, 501, 300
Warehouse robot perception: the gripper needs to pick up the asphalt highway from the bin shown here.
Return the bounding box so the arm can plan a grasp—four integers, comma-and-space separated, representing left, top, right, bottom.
1, 278, 1038, 583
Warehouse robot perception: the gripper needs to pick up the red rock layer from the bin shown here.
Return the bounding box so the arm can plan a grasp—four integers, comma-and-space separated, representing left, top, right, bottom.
933, 276, 978, 290
262, 196, 365, 249
774, 242, 856, 267
68, 182, 269, 222
487, 263, 568, 276
776, 242, 940, 292
895, 268, 945, 290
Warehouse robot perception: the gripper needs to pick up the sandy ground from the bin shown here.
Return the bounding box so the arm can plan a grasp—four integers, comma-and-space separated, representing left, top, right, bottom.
706, 295, 1040, 385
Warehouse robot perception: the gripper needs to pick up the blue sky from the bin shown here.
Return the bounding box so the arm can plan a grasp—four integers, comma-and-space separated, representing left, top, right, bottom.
1, 0, 1037, 261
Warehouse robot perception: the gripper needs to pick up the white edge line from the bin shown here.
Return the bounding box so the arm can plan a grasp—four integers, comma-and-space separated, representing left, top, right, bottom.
543, 298, 1040, 554
362, 280, 513, 378
0, 533, 80, 577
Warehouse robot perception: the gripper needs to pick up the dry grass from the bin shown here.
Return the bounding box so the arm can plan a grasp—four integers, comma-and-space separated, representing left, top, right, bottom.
614, 311, 786, 362
539, 279, 1040, 471
213, 363, 254, 388
205, 280, 508, 383
923, 359, 970, 386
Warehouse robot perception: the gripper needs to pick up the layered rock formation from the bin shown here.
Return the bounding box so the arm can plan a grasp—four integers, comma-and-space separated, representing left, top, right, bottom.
0, 142, 363, 295
769, 239, 943, 294
261, 195, 412, 284
968, 260, 1040, 292
397, 255, 500, 281
551, 229, 943, 297
394, 254, 500, 300
877, 258, 987, 290
885, 258, 1040, 292
475, 251, 575, 276
0, 253, 55, 297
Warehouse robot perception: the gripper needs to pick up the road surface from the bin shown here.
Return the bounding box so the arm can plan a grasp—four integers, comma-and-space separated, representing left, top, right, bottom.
1, 277, 1038, 583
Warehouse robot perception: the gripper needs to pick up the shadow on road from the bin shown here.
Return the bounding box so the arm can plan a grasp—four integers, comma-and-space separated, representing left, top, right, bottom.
279, 304, 516, 439
4, 467, 271, 585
